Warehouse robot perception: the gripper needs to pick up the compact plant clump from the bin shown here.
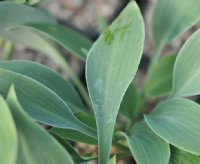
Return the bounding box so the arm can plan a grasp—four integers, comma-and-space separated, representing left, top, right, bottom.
1, 0, 200, 164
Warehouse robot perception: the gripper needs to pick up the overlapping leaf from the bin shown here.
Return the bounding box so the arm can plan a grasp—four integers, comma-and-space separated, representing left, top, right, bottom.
0, 60, 85, 113
17, 23, 92, 60
86, 2, 145, 163
7, 86, 74, 164
121, 121, 170, 164
170, 147, 200, 164
0, 2, 56, 51
52, 133, 95, 163
172, 29, 200, 97
50, 113, 97, 145
152, 0, 200, 50
145, 98, 200, 155
144, 54, 176, 98
0, 2, 90, 70
119, 83, 141, 121
0, 96, 17, 164
0, 68, 96, 138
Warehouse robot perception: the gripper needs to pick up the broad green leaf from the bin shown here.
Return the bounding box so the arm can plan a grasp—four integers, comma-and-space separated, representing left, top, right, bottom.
0, 3, 91, 106
52, 133, 95, 163
75, 113, 97, 129
170, 147, 200, 164
121, 121, 170, 164
145, 98, 200, 155
0, 3, 92, 61
0, 2, 56, 48
107, 156, 116, 164
144, 54, 176, 98
0, 60, 85, 113
0, 96, 17, 164
172, 29, 200, 97
119, 83, 141, 121
152, 0, 200, 50
17, 23, 93, 60
51, 113, 97, 145
0, 3, 82, 78
86, 2, 145, 163
0, 68, 97, 138
7, 86, 74, 164
51, 128, 98, 145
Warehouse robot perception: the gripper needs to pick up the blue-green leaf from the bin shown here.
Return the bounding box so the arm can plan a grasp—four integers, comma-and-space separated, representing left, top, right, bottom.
0, 68, 96, 138
0, 60, 85, 113
152, 0, 200, 50
144, 54, 176, 98
17, 23, 92, 60
145, 98, 200, 155
0, 96, 17, 164
121, 121, 170, 164
86, 2, 145, 163
170, 147, 200, 164
7, 85, 74, 164
119, 83, 142, 121
172, 29, 200, 97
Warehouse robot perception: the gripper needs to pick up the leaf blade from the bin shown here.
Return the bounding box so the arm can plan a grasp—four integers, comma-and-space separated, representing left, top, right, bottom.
0, 68, 96, 138
0, 60, 85, 113
86, 2, 145, 163
145, 98, 200, 155
0, 96, 17, 164
7, 85, 74, 164
121, 121, 170, 164
144, 54, 176, 98
152, 0, 200, 50
17, 23, 93, 60
172, 29, 200, 97
170, 147, 200, 164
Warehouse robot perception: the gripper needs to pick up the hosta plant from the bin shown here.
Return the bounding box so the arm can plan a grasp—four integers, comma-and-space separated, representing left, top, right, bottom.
1, 0, 200, 164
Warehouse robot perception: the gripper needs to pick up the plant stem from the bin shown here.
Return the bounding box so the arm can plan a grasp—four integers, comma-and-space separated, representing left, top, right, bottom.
2, 40, 14, 60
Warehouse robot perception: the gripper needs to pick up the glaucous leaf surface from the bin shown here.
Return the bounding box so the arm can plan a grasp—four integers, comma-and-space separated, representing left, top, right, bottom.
0, 60, 85, 113
0, 2, 56, 51
51, 128, 98, 145
75, 113, 97, 129
19, 23, 92, 60
119, 83, 141, 121
0, 96, 17, 164
152, 0, 200, 50
121, 121, 170, 164
86, 2, 145, 163
172, 29, 200, 97
52, 133, 95, 163
170, 147, 200, 164
0, 2, 85, 74
0, 68, 96, 138
51, 113, 97, 145
144, 54, 176, 98
0, 2, 92, 61
145, 98, 200, 155
7, 86, 74, 164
